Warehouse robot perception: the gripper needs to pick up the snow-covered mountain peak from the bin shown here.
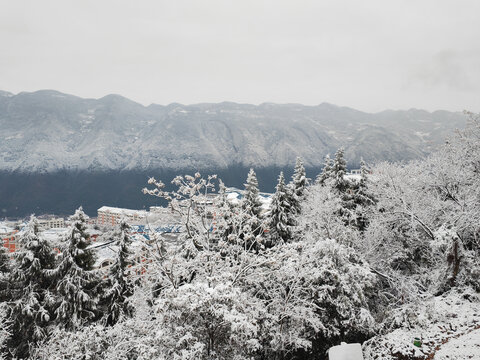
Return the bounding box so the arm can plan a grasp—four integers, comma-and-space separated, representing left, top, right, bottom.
0, 90, 467, 173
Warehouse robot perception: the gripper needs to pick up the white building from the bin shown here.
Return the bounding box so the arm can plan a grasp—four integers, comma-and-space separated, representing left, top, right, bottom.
38, 217, 65, 231
97, 206, 148, 226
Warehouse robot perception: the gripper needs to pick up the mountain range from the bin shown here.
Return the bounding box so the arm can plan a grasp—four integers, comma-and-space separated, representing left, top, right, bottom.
0, 90, 467, 173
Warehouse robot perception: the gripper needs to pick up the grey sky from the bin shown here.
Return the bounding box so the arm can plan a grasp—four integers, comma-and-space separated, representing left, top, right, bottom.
1, 0, 480, 112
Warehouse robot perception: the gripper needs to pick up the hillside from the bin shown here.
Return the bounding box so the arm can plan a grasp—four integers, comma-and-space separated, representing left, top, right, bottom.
0, 90, 466, 173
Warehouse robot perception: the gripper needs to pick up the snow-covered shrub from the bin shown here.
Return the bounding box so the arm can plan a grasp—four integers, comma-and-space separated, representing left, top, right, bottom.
155, 281, 262, 359
32, 289, 166, 360
35, 281, 263, 360
298, 239, 378, 353
430, 226, 480, 294
34, 319, 168, 360
241, 238, 379, 359
0, 304, 9, 360
300, 183, 361, 248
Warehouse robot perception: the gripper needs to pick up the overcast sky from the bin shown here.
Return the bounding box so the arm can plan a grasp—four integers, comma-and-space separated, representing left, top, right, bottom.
1, 0, 480, 112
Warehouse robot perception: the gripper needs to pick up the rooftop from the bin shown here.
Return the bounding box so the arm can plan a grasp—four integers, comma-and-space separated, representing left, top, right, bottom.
98, 206, 148, 217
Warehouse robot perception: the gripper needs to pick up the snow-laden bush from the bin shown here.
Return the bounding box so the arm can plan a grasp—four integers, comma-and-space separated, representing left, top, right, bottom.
239, 238, 379, 359
32, 289, 165, 360
360, 114, 480, 301
300, 183, 362, 248
427, 226, 479, 294
0, 304, 9, 360
155, 281, 262, 359
33, 280, 262, 360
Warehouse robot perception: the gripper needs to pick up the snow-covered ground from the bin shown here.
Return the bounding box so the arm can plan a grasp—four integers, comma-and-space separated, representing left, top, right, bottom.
434, 328, 480, 359
363, 289, 480, 359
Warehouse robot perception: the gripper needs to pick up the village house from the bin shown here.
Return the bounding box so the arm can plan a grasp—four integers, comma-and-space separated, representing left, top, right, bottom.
0, 224, 19, 253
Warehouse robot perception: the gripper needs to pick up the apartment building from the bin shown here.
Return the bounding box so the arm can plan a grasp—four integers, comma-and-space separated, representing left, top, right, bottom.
97, 206, 148, 226
38, 217, 65, 230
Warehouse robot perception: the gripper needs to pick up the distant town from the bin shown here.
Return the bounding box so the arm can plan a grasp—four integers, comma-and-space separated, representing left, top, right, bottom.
0, 186, 277, 270
1, 170, 369, 270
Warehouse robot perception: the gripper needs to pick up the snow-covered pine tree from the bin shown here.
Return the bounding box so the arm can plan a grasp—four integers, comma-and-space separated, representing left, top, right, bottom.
352, 160, 374, 204
290, 157, 307, 214
326, 148, 360, 229
52, 207, 100, 330
0, 241, 10, 302
292, 157, 307, 198
212, 180, 239, 247
103, 220, 135, 326
243, 168, 262, 218
7, 216, 57, 358
316, 154, 333, 185
268, 172, 296, 245
352, 159, 376, 231
0, 243, 9, 276
332, 147, 349, 193
239, 169, 264, 249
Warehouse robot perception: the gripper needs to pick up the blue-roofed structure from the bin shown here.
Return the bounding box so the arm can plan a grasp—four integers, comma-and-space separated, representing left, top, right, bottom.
131, 224, 182, 234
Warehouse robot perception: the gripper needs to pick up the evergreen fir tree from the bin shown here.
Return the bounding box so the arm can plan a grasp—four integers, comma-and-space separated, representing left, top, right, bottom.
316, 154, 333, 185
214, 180, 238, 246
243, 168, 262, 217
241, 169, 263, 249
7, 216, 57, 358
0, 243, 9, 275
332, 147, 349, 193
52, 207, 100, 330
290, 157, 307, 214
292, 157, 307, 198
0, 242, 10, 302
354, 159, 375, 207
326, 148, 357, 228
352, 159, 376, 231
268, 172, 296, 245
103, 220, 135, 326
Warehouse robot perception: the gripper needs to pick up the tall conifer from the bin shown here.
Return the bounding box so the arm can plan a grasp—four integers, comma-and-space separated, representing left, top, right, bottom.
268, 172, 296, 245
332, 147, 349, 193
316, 154, 333, 185
243, 168, 262, 217
52, 208, 100, 330
103, 220, 135, 326
291, 157, 307, 214
7, 216, 57, 358
241, 169, 263, 248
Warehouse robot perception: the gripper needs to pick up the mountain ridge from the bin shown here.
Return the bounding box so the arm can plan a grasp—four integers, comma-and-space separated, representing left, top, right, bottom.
0, 90, 467, 173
